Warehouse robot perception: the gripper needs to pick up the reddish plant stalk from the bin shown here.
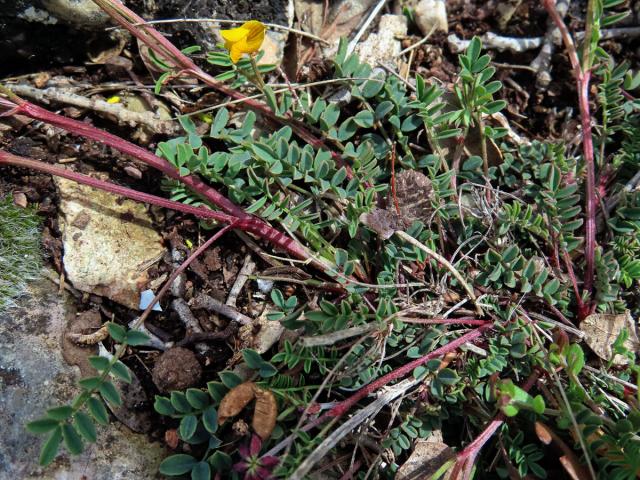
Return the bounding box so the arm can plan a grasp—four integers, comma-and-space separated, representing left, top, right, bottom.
399, 318, 490, 326
389, 144, 400, 215
0, 150, 316, 265
320, 324, 492, 421
542, 0, 597, 315
0, 97, 247, 219
449, 371, 540, 480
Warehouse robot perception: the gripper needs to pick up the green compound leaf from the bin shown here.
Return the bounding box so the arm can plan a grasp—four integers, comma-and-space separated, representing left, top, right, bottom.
87, 397, 109, 425
160, 454, 198, 476
39, 426, 62, 466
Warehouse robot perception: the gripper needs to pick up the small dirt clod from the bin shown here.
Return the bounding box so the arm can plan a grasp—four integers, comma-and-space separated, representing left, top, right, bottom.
151, 347, 202, 393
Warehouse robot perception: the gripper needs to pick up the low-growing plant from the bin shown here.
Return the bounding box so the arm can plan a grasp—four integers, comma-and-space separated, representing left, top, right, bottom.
3, 0, 640, 478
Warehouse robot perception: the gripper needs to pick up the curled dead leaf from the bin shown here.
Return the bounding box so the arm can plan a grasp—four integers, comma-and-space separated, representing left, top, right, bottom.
580, 310, 639, 365
218, 381, 256, 423
218, 382, 279, 440
534, 421, 553, 445
252, 387, 278, 440
534, 421, 588, 480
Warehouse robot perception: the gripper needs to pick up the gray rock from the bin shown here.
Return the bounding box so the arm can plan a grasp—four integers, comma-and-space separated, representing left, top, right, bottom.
0, 277, 166, 479
55, 177, 165, 310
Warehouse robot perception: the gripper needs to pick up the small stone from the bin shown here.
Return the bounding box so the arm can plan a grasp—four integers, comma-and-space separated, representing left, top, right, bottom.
152, 347, 202, 393
12, 192, 27, 208
414, 0, 448, 36
258, 31, 287, 67
124, 165, 143, 179
356, 15, 407, 66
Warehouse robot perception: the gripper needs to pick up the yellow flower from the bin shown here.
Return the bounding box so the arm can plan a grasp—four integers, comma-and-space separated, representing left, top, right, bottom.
221, 20, 266, 63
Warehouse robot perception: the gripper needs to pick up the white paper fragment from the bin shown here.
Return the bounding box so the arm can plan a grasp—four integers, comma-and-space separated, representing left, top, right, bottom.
139, 289, 162, 312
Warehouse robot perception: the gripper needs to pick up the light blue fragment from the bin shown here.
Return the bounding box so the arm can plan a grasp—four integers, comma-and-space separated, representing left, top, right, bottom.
139, 289, 162, 311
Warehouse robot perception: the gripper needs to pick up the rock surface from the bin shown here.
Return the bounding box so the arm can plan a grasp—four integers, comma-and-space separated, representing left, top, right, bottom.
414, 0, 449, 35
0, 277, 166, 479
356, 15, 407, 67
55, 176, 165, 310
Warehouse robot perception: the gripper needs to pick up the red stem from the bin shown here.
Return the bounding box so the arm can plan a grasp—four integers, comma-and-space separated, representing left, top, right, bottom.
578, 72, 597, 297
542, 0, 597, 316
450, 371, 540, 480
390, 144, 400, 215
0, 150, 316, 264
0, 98, 247, 219
321, 324, 491, 420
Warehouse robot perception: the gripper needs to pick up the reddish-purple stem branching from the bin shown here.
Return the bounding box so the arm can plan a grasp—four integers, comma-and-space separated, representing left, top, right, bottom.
449, 371, 540, 480
319, 324, 492, 421
542, 0, 597, 318
0, 97, 246, 219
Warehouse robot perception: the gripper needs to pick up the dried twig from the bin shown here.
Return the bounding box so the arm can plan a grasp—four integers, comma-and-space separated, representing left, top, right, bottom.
191, 293, 253, 325
6, 84, 177, 134
530, 0, 571, 87
300, 324, 376, 348
346, 0, 388, 55
288, 378, 420, 480
394, 230, 483, 315
226, 254, 256, 308
66, 324, 110, 345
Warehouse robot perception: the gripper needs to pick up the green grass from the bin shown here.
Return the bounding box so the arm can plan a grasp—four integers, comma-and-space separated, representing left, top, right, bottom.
0, 195, 42, 312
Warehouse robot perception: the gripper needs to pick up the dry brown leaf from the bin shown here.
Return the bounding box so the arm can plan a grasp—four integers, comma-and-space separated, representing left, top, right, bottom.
558, 456, 583, 480
359, 208, 402, 240
396, 431, 454, 480
534, 421, 553, 445
361, 170, 435, 239
395, 169, 435, 225
218, 381, 256, 423
579, 310, 639, 365
252, 387, 278, 440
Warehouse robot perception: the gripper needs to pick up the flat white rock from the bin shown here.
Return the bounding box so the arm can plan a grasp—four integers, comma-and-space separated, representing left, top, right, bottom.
56, 176, 165, 309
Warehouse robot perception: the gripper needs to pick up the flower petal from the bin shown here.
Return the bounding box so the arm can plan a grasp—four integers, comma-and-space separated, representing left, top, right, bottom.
256, 466, 274, 479
229, 45, 244, 63
233, 461, 249, 473
221, 26, 248, 43
244, 20, 266, 41
260, 456, 279, 468
250, 434, 262, 456
238, 443, 250, 458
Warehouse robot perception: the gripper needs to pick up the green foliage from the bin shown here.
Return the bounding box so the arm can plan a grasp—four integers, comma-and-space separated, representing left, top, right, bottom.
28, 20, 640, 480
27, 323, 149, 466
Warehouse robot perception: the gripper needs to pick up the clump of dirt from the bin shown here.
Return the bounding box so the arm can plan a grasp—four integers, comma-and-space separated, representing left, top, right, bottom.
151, 347, 202, 392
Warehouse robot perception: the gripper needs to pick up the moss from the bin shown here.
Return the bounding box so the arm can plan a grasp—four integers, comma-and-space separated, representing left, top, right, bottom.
0, 196, 42, 313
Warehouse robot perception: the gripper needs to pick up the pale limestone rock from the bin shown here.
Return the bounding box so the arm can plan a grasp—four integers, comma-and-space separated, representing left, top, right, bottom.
56, 177, 165, 309
415, 0, 448, 35
356, 14, 408, 67
0, 277, 166, 479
